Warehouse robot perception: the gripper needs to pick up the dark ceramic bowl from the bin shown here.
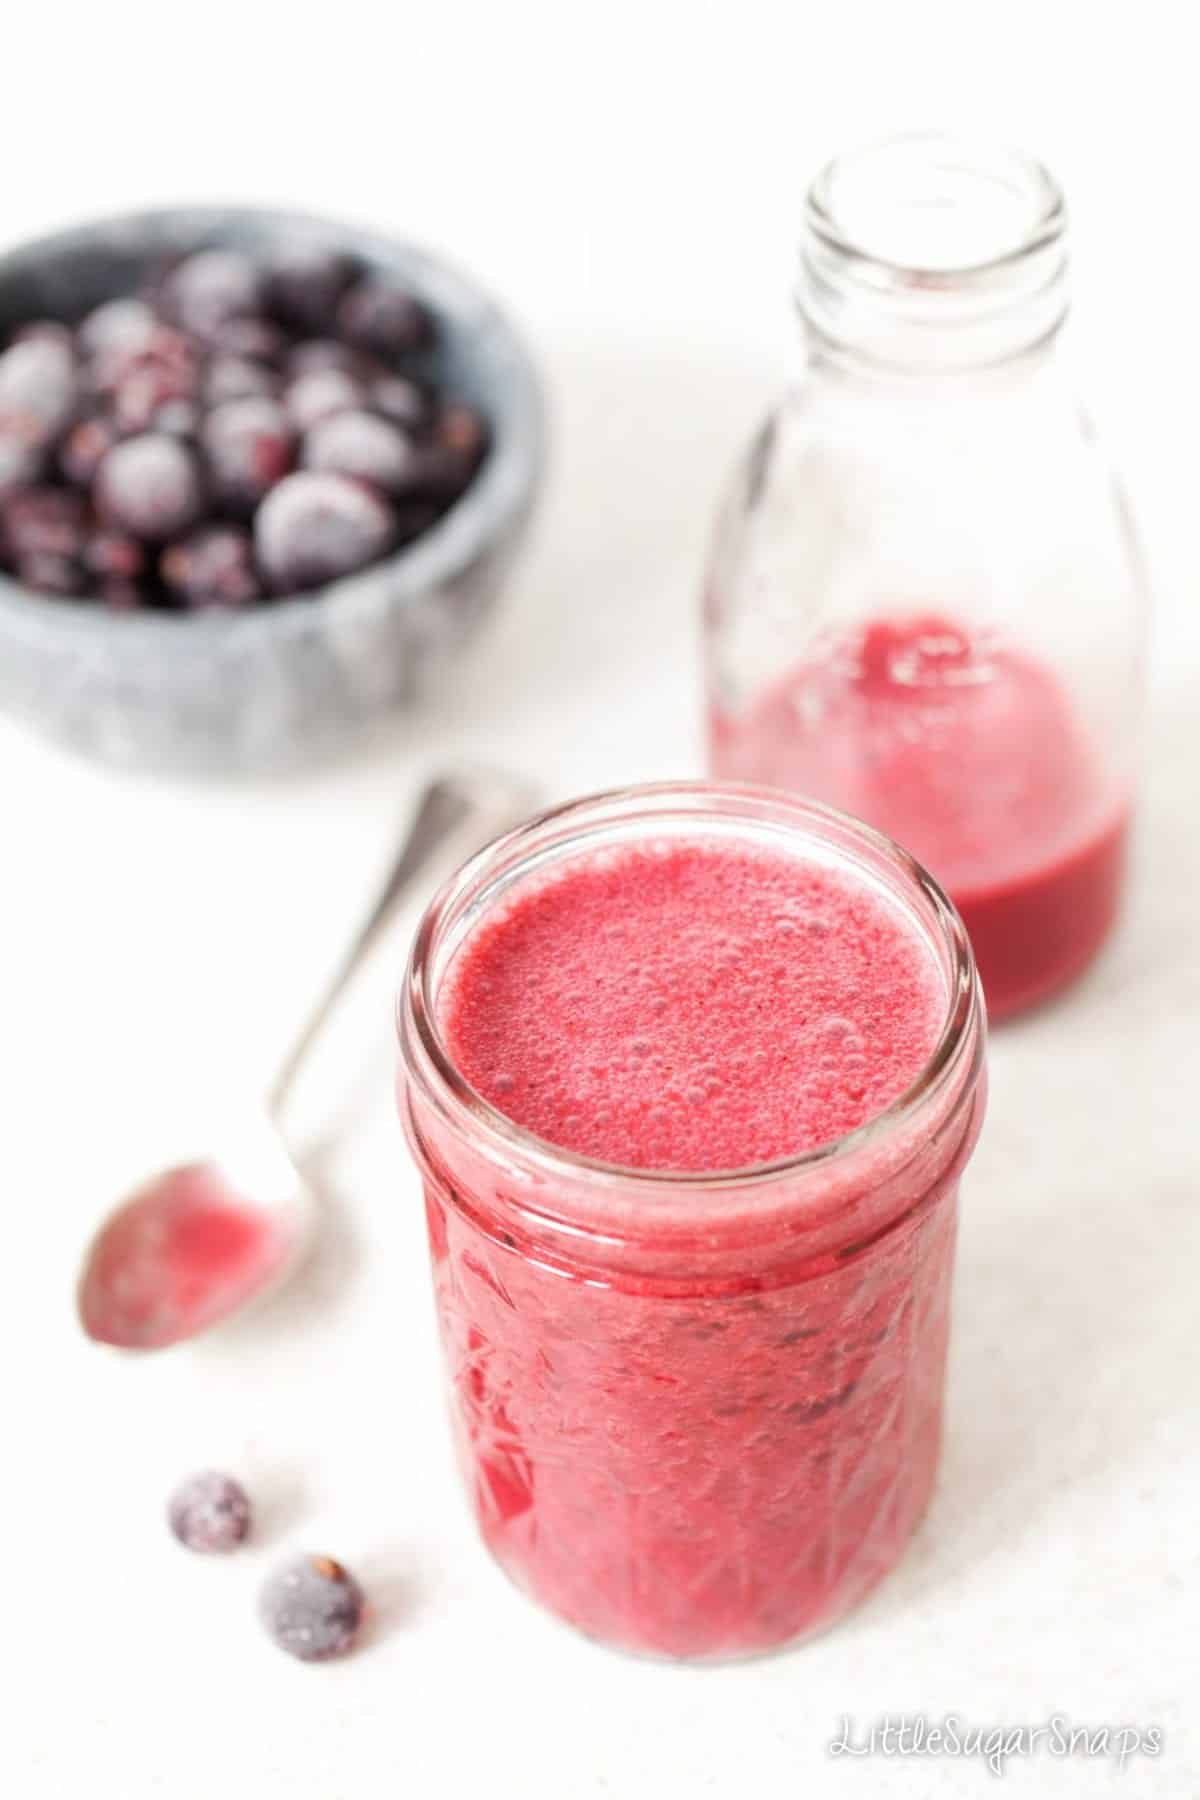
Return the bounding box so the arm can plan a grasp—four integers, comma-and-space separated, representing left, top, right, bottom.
0, 207, 543, 774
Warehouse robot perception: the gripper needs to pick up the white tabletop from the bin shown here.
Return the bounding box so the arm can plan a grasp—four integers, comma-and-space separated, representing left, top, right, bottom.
5, 3, 1198, 1794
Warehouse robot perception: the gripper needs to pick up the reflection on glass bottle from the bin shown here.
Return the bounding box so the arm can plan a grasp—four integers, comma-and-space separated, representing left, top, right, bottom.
705, 135, 1148, 1019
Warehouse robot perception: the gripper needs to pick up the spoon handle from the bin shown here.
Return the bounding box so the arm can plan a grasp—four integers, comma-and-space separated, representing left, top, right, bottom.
266, 768, 538, 1122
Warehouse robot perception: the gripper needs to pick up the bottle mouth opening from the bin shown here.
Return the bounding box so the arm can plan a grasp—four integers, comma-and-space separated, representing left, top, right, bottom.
806, 132, 1065, 281
798, 134, 1069, 369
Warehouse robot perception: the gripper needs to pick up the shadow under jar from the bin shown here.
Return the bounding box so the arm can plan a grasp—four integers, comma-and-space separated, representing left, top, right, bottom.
398, 783, 986, 1660
705, 135, 1148, 1020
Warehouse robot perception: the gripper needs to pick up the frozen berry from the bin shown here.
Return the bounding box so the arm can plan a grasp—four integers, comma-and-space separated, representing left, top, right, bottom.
83, 530, 146, 583
94, 433, 204, 541
114, 367, 191, 434
1, 485, 87, 560
111, 336, 200, 433
284, 367, 363, 432
418, 402, 488, 497
438, 402, 488, 461
201, 397, 295, 516
260, 1554, 364, 1661
162, 525, 261, 607
267, 245, 357, 334
153, 398, 200, 438
338, 275, 431, 358
168, 1471, 252, 1553
100, 577, 146, 611
301, 408, 418, 495
165, 250, 264, 339
15, 551, 82, 596
0, 429, 42, 496
90, 322, 195, 403
205, 355, 276, 407
10, 319, 74, 353
370, 374, 429, 432
215, 317, 286, 363
0, 336, 76, 447
60, 414, 120, 487
285, 338, 366, 380
77, 298, 158, 363
255, 470, 396, 591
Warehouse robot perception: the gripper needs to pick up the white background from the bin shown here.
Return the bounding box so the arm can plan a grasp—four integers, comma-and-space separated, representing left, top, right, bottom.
4, 3, 1198, 1795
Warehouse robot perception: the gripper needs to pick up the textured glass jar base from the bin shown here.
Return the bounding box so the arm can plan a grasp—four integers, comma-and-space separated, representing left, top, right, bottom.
486, 1486, 939, 1663
423, 1170, 961, 1662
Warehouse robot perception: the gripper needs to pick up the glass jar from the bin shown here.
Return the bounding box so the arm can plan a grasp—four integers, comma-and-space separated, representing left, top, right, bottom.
705, 134, 1148, 1020
398, 783, 986, 1660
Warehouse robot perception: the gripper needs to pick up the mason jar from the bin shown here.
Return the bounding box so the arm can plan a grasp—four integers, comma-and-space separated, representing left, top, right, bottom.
398, 783, 986, 1659
705, 134, 1148, 1019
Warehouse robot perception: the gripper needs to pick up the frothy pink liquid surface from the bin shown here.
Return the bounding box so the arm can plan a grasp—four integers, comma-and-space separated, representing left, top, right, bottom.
711, 614, 1129, 1018
414, 837, 978, 1658
442, 841, 945, 1169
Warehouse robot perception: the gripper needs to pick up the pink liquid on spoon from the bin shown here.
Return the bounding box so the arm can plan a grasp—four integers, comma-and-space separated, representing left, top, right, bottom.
418, 838, 969, 1657
79, 1162, 291, 1349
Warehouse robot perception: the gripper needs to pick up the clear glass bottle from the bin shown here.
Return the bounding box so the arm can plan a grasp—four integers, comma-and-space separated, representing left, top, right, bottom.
399, 783, 985, 1660
705, 134, 1148, 1019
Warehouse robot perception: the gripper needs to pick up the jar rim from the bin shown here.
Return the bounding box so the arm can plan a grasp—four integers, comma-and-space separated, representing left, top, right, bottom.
399, 780, 984, 1196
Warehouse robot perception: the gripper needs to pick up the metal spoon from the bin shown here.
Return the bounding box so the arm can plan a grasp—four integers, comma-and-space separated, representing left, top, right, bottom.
76, 768, 537, 1351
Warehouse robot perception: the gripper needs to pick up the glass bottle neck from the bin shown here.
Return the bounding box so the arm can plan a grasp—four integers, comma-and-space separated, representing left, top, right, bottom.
796, 134, 1070, 374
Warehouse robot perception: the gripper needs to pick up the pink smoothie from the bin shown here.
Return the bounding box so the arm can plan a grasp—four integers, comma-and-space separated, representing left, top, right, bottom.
442, 841, 944, 1168
412, 834, 979, 1658
711, 614, 1129, 1018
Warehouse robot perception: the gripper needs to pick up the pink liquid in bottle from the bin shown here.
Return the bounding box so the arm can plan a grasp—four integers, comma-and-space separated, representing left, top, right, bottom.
711, 614, 1129, 1018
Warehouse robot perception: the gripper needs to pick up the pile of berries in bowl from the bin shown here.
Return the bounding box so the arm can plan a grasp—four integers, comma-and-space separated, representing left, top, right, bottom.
1, 250, 487, 607
0, 208, 542, 773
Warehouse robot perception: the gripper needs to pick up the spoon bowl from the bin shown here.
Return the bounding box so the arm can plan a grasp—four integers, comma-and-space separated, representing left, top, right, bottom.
77, 1114, 313, 1351
76, 768, 538, 1350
